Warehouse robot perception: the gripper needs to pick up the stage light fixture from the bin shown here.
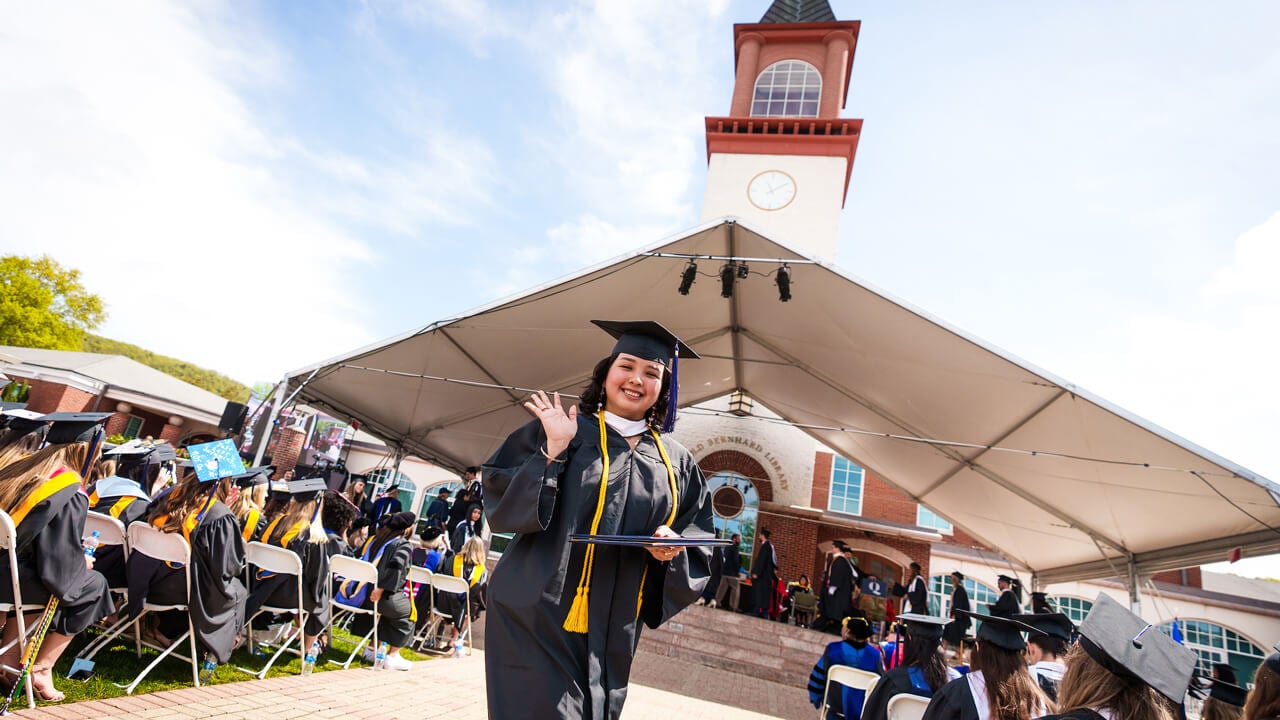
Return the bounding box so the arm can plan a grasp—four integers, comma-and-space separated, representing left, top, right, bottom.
720, 263, 736, 298
776, 264, 792, 302
678, 260, 698, 295
736, 262, 750, 279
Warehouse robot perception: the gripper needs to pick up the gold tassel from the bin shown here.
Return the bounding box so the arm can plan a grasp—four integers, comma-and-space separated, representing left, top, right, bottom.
562, 412, 613, 633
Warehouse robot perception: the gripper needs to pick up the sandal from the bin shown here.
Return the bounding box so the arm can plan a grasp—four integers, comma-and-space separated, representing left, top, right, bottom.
29, 665, 65, 703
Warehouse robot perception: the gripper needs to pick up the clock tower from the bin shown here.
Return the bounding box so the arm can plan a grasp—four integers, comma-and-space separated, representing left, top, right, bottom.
700, 0, 861, 260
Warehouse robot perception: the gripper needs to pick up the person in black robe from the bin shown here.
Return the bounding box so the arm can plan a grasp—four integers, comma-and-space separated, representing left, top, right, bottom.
369, 485, 403, 524
986, 575, 1020, 618
943, 571, 971, 649
348, 511, 416, 670
862, 613, 960, 720
432, 535, 488, 649
902, 562, 928, 615
820, 547, 858, 632
243, 478, 332, 650
0, 436, 114, 702
127, 466, 247, 665
1039, 594, 1195, 720
922, 611, 1048, 720
482, 320, 714, 720
751, 528, 779, 618
86, 448, 156, 591
321, 490, 357, 559
450, 503, 483, 550
229, 467, 271, 544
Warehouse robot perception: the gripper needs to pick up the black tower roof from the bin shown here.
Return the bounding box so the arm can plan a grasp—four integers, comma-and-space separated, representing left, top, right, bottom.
759, 0, 837, 24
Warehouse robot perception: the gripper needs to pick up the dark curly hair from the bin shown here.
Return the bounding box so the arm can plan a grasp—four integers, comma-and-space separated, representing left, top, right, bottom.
578, 354, 673, 431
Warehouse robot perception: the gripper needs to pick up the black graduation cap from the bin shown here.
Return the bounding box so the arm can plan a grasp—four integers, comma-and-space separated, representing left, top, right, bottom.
591, 319, 700, 365
1, 409, 47, 437
1207, 677, 1247, 708
1076, 593, 1196, 704
1012, 612, 1074, 641
1212, 663, 1238, 685
897, 613, 952, 641
950, 570, 964, 580
842, 615, 873, 640
232, 466, 272, 488
41, 412, 112, 444
286, 477, 327, 501
997, 574, 1018, 584
955, 609, 1039, 651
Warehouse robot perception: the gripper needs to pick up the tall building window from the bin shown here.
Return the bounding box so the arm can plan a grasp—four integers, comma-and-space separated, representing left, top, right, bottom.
829, 456, 864, 515
362, 467, 417, 519
1049, 595, 1093, 624
928, 575, 1001, 618
708, 472, 759, 570
1159, 619, 1266, 679
917, 505, 953, 534
123, 415, 144, 440
751, 60, 821, 117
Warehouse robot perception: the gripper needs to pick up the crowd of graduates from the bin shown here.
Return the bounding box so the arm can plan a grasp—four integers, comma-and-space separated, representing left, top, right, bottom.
0, 409, 489, 704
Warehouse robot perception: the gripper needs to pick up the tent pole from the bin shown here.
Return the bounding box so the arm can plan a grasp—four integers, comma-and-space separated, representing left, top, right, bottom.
1127, 557, 1141, 614
252, 375, 289, 468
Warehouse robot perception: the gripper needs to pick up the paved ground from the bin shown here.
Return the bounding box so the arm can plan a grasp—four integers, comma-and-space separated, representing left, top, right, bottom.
9, 648, 812, 720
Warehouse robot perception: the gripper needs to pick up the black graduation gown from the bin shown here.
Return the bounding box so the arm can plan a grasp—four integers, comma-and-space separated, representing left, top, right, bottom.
922, 675, 980, 720
88, 490, 151, 590
945, 585, 971, 645
0, 479, 113, 635
824, 555, 856, 622
988, 589, 1019, 617
243, 524, 331, 636
1038, 713, 1106, 720
126, 502, 247, 663
751, 539, 778, 614
906, 575, 928, 614
482, 415, 714, 720
350, 536, 414, 647
862, 665, 937, 720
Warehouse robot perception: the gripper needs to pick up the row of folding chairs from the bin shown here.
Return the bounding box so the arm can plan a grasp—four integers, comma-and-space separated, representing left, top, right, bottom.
405, 566, 473, 657
819, 665, 930, 720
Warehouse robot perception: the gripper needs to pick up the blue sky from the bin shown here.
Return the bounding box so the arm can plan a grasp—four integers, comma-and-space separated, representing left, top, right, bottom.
3, 1, 1279, 572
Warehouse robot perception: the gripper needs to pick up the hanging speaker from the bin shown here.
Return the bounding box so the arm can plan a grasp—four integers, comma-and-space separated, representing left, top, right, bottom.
219, 401, 248, 434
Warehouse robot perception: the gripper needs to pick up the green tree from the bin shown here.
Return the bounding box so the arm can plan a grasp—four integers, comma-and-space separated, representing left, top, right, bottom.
0, 254, 106, 350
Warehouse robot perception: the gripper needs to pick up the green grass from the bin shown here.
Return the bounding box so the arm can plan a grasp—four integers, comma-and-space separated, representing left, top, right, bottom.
34, 625, 434, 707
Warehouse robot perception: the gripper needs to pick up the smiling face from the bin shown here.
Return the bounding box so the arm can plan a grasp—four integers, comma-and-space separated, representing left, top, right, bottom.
602, 352, 666, 421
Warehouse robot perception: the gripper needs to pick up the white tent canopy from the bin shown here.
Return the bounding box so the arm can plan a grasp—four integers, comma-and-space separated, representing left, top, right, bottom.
285, 219, 1280, 586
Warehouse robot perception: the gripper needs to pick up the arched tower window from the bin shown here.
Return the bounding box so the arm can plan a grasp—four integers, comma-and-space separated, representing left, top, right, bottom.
751, 60, 822, 118
708, 471, 759, 571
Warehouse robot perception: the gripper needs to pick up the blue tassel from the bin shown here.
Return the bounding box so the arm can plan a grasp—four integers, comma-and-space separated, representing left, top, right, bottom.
662, 346, 679, 433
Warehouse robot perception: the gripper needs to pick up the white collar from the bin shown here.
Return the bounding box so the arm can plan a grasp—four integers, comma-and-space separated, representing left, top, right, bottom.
603, 411, 649, 438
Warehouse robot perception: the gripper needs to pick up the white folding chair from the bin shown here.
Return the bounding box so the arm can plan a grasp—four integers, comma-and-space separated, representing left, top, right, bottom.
75, 524, 200, 694
235, 542, 306, 679
327, 554, 379, 669
406, 566, 436, 652
83, 513, 129, 594
0, 510, 37, 710
427, 574, 473, 657
819, 665, 880, 719
886, 693, 930, 720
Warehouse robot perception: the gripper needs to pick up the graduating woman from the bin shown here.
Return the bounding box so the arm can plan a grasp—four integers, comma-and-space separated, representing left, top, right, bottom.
922, 611, 1049, 720
1038, 593, 1194, 720
243, 478, 332, 652
1244, 651, 1280, 720
482, 320, 715, 720
128, 459, 247, 665
346, 510, 416, 671
944, 571, 971, 650
862, 614, 961, 720
0, 419, 114, 702
229, 467, 270, 543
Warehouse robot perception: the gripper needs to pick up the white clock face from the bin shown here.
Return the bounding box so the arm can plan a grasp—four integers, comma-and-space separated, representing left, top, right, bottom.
747, 170, 796, 211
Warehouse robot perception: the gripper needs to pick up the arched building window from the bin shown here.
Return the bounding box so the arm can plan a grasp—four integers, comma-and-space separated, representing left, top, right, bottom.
1049, 595, 1093, 625
928, 575, 1002, 618
751, 60, 821, 117
1158, 619, 1266, 680
708, 471, 759, 570
362, 467, 416, 516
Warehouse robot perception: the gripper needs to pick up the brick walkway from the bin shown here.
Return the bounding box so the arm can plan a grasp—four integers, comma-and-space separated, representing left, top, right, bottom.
9, 648, 812, 719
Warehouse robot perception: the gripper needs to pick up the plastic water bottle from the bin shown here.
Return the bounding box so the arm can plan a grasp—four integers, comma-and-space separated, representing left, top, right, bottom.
301, 639, 321, 676
453, 638, 464, 658
83, 530, 101, 557
199, 652, 217, 684
373, 641, 388, 670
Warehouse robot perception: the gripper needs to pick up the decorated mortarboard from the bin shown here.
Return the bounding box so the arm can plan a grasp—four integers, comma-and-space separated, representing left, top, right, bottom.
286, 477, 328, 500
1012, 612, 1075, 641
1207, 677, 1248, 708
1076, 593, 1196, 705
105, 440, 153, 458
955, 609, 1039, 651
897, 613, 952, 641
91, 475, 150, 501
41, 412, 113, 444
185, 438, 246, 482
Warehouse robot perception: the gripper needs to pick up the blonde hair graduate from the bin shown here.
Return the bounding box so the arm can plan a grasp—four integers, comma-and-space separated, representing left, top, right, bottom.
482, 320, 715, 720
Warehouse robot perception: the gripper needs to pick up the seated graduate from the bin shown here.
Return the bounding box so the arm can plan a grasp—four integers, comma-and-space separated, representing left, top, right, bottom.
922, 611, 1049, 720
1037, 593, 1195, 720
809, 615, 886, 720
1011, 612, 1074, 703
229, 466, 271, 543
433, 535, 488, 650
409, 526, 448, 634
127, 457, 247, 665
0, 415, 115, 702
243, 477, 331, 652
449, 502, 482, 551
0, 410, 50, 470
321, 490, 357, 558
343, 511, 416, 671
88, 441, 168, 591
862, 614, 962, 720
1244, 651, 1280, 720
1199, 668, 1246, 720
